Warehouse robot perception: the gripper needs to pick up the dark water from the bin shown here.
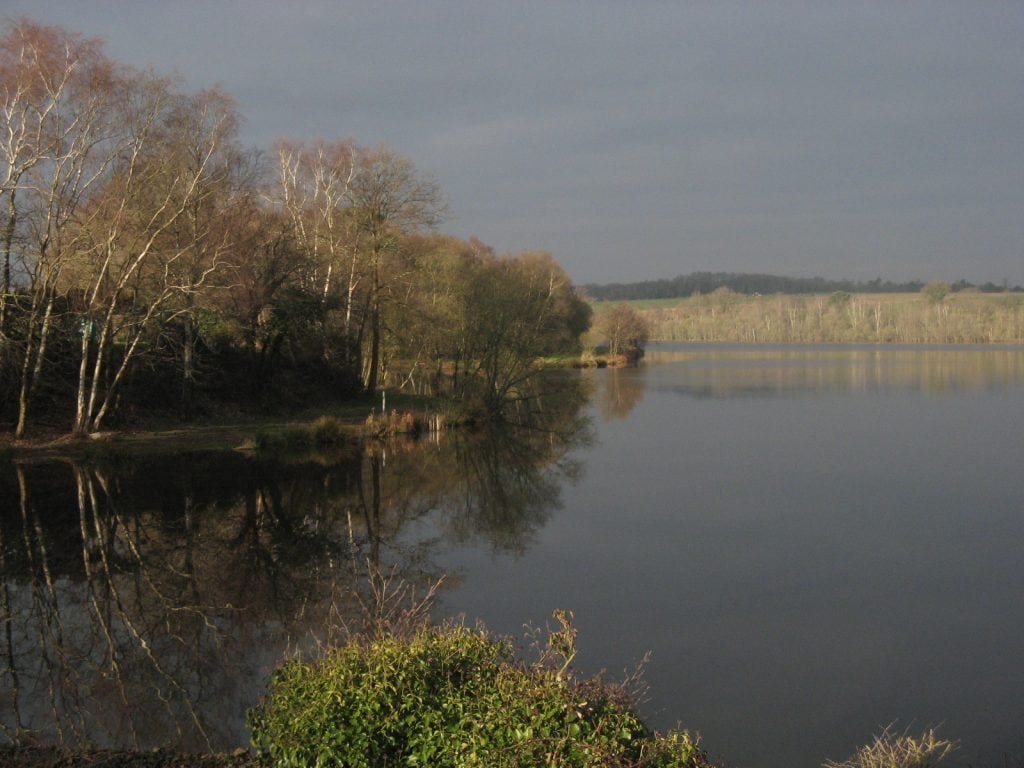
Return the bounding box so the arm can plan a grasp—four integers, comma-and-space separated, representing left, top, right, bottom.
3, 344, 1024, 767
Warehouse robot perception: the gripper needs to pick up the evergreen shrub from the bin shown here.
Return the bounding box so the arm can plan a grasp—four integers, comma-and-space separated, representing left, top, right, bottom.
247, 616, 710, 768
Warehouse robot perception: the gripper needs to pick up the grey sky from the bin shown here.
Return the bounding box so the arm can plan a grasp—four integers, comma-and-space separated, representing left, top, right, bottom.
6, 1, 1023, 285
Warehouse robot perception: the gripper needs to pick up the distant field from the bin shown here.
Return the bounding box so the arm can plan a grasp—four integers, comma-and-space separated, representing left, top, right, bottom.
589, 296, 693, 310
591, 292, 969, 310
589, 291, 1024, 344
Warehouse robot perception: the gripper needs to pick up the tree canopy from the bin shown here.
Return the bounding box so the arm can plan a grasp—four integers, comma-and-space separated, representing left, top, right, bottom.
0, 18, 590, 437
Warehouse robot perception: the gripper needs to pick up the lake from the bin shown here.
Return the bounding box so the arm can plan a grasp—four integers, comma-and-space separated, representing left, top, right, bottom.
3, 343, 1024, 767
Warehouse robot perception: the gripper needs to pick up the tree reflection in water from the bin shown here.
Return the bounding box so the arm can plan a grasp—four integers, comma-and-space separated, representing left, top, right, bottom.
595, 367, 647, 421
0, 378, 591, 751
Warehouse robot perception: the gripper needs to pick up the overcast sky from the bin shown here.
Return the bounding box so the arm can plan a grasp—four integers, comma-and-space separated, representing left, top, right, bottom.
7, 2, 1023, 285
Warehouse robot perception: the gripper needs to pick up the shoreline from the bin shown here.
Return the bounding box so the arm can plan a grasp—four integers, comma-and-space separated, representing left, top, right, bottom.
0, 746, 269, 768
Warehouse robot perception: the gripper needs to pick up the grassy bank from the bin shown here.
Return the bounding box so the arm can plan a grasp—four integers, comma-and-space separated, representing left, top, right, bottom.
592, 291, 1024, 344
0, 391, 463, 459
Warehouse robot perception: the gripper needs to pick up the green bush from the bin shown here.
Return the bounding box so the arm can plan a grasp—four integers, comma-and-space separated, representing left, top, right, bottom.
247, 614, 710, 768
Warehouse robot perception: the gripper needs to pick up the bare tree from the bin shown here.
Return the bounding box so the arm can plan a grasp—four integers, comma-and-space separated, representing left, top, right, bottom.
151, 87, 243, 414
1, 17, 594, 436
276, 140, 356, 297
0, 19, 120, 437
346, 147, 445, 393
68, 80, 238, 435
595, 303, 650, 361
275, 138, 363, 369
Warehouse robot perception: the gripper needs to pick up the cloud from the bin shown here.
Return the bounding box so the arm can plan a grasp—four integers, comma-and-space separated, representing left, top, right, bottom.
6, 1, 1022, 284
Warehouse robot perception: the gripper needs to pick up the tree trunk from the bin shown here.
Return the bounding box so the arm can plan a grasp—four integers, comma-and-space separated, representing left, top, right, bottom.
366, 262, 382, 393
72, 319, 93, 436
367, 301, 381, 393
181, 312, 196, 417
14, 289, 55, 439
81, 314, 113, 434
0, 190, 16, 341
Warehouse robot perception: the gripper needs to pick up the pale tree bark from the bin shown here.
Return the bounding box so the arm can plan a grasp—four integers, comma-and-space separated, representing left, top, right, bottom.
71, 83, 236, 435
0, 20, 117, 437
0, 20, 78, 340
276, 139, 361, 362
18, 111, 117, 437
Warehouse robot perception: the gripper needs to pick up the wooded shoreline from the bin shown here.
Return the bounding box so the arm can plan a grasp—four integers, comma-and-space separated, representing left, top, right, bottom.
597, 290, 1024, 345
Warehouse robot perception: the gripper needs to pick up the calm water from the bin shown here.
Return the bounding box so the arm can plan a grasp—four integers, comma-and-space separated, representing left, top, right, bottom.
3, 343, 1024, 767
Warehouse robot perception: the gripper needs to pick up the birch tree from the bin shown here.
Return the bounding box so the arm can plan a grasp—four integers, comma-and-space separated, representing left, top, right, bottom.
0, 19, 119, 437
151, 87, 243, 414
275, 139, 361, 366
68, 81, 238, 435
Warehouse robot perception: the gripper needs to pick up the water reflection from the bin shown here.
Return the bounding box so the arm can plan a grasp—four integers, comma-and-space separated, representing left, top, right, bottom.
0, 385, 590, 751
1, 454, 357, 750
593, 367, 647, 420
642, 343, 1024, 398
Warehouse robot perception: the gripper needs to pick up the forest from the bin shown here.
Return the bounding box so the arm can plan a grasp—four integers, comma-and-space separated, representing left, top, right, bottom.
612, 288, 1024, 345
584, 271, 1022, 302
0, 19, 591, 439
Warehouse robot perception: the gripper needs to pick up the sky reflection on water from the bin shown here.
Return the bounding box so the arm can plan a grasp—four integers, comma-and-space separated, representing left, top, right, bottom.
436, 344, 1024, 768
3, 345, 1023, 767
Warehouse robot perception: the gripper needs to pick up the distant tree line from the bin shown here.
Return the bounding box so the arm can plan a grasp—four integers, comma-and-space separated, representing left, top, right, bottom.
584, 272, 1021, 302
0, 19, 589, 438
640, 289, 1024, 344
